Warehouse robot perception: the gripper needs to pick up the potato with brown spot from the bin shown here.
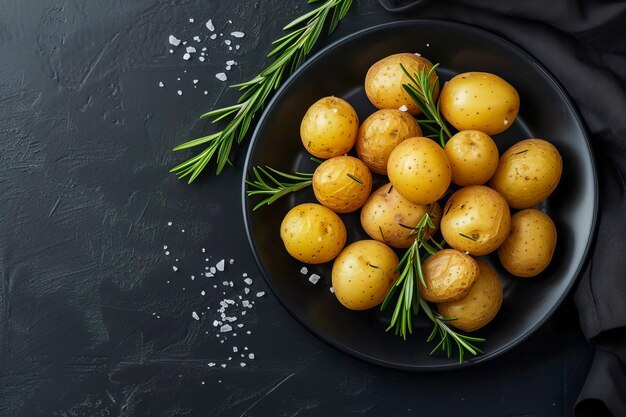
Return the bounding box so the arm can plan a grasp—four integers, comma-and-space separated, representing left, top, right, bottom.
356, 109, 422, 175
313, 156, 373, 213
441, 185, 511, 255
300, 96, 359, 159
280, 203, 346, 264
490, 139, 562, 209
418, 249, 480, 303
440, 72, 519, 135
365, 53, 438, 115
438, 260, 503, 332
332, 240, 399, 310
445, 130, 499, 186
387, 137, 452, 205
498, 209, 557, 277
360, 183, 441, 248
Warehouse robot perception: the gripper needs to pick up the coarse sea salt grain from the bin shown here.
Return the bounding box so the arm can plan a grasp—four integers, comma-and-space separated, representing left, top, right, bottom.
199, 56, 205, 62
169, 35, 181, 46
177, 90, 182, 96
233, 346, 238, 352
256, 291, 265, 298
226, 60, 236, 66
172, 266, 179, 271
309, 274, 321, 284
231, 31, 245, 38
215, 73, 227, 82
229, 259, 234, 264
210, 267, 217, 274
300, 267, 308, 275
220, 324, 232, 332
216, 259, 225, 271
189, 18, 195, 23
193, 79, 199, 84
330, 287, 334, 293
244, 288, 250, 295
210, 34, 217, 40
186, 46, 197, 53
192, 311, 200, 320
240, 362, 246, 367
244, 278, 252, 285
201, 290, 206, 296
224, 40, 232, 46
158, 82, 164, 87
193, 36, 201, 42
399, 105, 408, 112
208, 362, 216, 367
183, 53, 191, 60
249, 353, 255, 359
206, 19, 215, 31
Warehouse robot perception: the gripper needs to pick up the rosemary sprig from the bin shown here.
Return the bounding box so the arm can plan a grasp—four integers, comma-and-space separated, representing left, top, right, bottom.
381, 211, 486, 363
246, 166, 313, 211
401, 63, 452, 147
170, 0, 354, 183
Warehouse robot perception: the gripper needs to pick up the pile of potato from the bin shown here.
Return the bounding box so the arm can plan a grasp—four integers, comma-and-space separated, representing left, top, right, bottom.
280, 53, 562, 333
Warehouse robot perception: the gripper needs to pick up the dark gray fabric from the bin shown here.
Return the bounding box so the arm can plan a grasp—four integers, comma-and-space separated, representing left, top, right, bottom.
380, 0, 626, 415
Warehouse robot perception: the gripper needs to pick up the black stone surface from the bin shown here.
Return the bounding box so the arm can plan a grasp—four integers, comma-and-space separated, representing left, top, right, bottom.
0, 1, 593, 416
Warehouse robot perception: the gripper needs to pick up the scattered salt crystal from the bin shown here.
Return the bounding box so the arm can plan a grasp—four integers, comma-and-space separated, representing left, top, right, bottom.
220, 324, 232, 332
228, 20, 232, 24
191, 275, 195, 280
256, 291, 265, 298
189, 18, 195, 23
414, 52, 421, 56
165, 251, 170, 256
240, 362, 246, 367
233, 346, 238, 352
504, 119, 509, 125
210, 34, 217, 40
426, 43, 430, 47
199, 57, 205, 62
193, 36, 201, 42
202, 248, 206, 253
244, 288, 250, 295
222, 281, 229, 286
300, 267, 308, 275
221, 364, 226, 368
169, 49, 174, 53
242, 273, 248, 278
249, 353, 255, 359
158, 82, 164, 88
183, 41, 187, 45
242, 300, 250, 308
208, 362, 215, 367
192, 311, 200, 320
177, 90, 183, 96
206, 19, 215, 31
186, 46, 196, 53
237, 324, 244, 328
202, 47, 207, 51
246, 331, 251, 334
309, 274, 321, 284
215, 73, 227, 82
229, 259, 234, 264
168, 222, 172, 226
172, 266, 178, 271
399, 105, 408, 112
330, 287, 334, 293
231, 31, 245, 38
226, 60, 235, 66
210, 267, 216, 274
236, 45, 240, 50
183, 53, 191, 60
193, 79, 199, 84
228, 357, 232, 361
169, 35, 181, 46
228, 47, 233, 51
216, 259, 225, 271
213, 320, 220, 327
201, 290, 205, 296
244, 278, 252, 285
226, 66, 231, 71
224, 40, 232, 46
205, 272, 214, 278
230, 281, 234, 287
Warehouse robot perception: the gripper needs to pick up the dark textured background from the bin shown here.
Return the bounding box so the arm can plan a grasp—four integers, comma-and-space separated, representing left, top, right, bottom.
0, 1, 593, 416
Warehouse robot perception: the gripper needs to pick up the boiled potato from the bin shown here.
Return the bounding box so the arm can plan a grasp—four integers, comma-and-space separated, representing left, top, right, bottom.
441, 185, 511, 255
332, 240, 399, 310
489, 139, 563, 209
387, 137, 452, 205
445, 130, 499, 186
360, 183, 441, 248
440, 72, 519, 135
365, 53, 438, 115
418, 249, 480, 303
356, 109, 422, 175
498, 209, 557, 277
438, 260, 503, 332
280, 203, 346, 264
313, 156, 373, 213
300, 96, 359, 159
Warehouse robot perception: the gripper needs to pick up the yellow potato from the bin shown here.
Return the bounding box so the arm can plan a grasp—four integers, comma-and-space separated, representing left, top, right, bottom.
332, 240, 399, 310
387, 137, 452, 205
300, 96, 359, 159
356, 109, 422, 175
313, 156, 373, 213
498, 209, 557, 277
489, 139, 563, 209
365, 53, 438, 115
438, 260, 503, 332
445, 130, 499, 186
360, 183, 441, 248
418, 249, 480, 303
280, 203, 346, 264
441, 185, 511, 256
440, 72, 519, 135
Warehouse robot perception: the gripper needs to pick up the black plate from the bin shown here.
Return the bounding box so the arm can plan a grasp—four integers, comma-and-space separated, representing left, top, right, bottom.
242, 20, 597, 370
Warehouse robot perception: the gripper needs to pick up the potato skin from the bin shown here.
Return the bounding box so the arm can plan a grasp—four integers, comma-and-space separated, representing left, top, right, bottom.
489, 139, 563, 209
280, 203, 346, 264
498, 209, 557, 277
360, 183, 441, 249
387, 137, 452, 205
313, 156, 373, 213
445, 130, 499, 186
300, 96, 359, 159
356, 109, 422, 175
438, 260, 503, 332
440, 72, 519, 135
441, 185, 511, 256
332, 240, 399, 310
418, 249, 480, 303
365, 53, 438, 115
